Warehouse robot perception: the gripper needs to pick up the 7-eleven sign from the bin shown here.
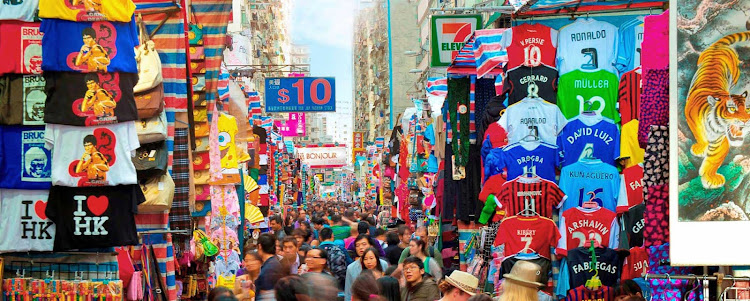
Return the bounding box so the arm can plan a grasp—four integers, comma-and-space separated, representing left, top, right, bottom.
430, 15, 482, 67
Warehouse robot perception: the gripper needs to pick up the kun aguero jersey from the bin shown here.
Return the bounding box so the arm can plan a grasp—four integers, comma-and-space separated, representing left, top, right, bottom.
565, 247, 624, 290
557, 206, 619, 256
615, 17, 645, 74
556, 18, 619, 76
557, 114, 620, 167
485, 141, 561, 182
500, 23, 559, 70
557, 69, 620, 124
497, 97, 567, 145
504, 65, 559, 105
559, 159, 620, 213
496, 176, 567, 218
493, 215, 560, 259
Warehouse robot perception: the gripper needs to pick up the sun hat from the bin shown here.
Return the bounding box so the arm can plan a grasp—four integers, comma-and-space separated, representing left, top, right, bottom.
444, 270, 479, 296
502, 261, 544, 288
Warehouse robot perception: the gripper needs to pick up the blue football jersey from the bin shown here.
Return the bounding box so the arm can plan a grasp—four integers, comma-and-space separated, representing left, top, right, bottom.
558, 159, 620, 212
557, 115, 620, 167
614, 17, 645, 74
485, 141, 561, 182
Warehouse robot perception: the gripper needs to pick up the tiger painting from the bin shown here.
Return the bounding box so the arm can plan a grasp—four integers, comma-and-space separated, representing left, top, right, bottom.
685, 32, 750, 189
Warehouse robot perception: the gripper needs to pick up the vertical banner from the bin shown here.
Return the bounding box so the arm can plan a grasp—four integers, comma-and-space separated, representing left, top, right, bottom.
430, 15, 482, 67
352, 131, 365, 164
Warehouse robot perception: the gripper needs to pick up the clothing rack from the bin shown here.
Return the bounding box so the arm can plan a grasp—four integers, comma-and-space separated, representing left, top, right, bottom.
8, 261, 118, 281
138, 229, 191, 236
645, 273, 750, 300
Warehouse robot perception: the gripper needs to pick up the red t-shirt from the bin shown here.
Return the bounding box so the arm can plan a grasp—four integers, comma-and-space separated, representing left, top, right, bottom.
563, 285, 615, 301
496, 176, 566, 218
0, 22, 43, 75
500, 23, 558, 70
621, 246, 649, 280
618, 68, 642, 125
494, 215, 560, 259
617, 164, 644, 213
557, 207, 619, 256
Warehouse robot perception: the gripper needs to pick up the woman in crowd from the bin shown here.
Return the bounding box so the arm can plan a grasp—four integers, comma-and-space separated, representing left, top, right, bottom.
437, 271, 479, 301
360, 247, 385, 279
408, 239, 442, 281
377, 275, 401, 301
345, 235, 390, 301
274, 276, 311, 301
352, 271, 384, 301
234, 251, 263, 300
498, 261, 544, 301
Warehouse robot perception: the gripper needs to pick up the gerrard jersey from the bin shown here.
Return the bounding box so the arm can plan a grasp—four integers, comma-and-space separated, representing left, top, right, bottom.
493, 215, 560, 259
617, 164, 644, 212
557, 114, 620, 167
620, 119, 644, 168
557, 69, 620, 124
556, 18, 619, 76
504, 65, 559, 105
485, 141, 561, 182
619, 203, 645, 248
500, 23, 559, 70
563, 285, 615, 301
496, 175, 567, 218
497, 97, 567, 145
557, 207, 619, 256
618, 68, 642, 125
621, 246, 649, 280
565, 247, 624, 290
559, 159, 620, 213
615, 17, 645, 74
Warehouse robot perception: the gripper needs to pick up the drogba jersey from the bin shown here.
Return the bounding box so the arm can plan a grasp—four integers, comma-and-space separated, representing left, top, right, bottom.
497, 97, 567, 145
504, 65, 558, 105
559, 159, 620, 213
565, 247, 624, 290
496, 176, 567, 218
557, 206, 619, 256
493, 215, 560, 259
618, 68, 642, 125
556, 18, 619, 76
615, 17, 645, 74
557, 114, 620, 167
485, 141, 561, 182
500, 23, 559, 70
563, 285, 615, 301
557, 69, 620, 124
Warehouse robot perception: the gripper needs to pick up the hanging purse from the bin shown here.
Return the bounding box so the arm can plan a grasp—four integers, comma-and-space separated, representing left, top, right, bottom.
137, 110, 168, 144
189, 46, 205, 61
134, 83, 164, 119
191, 74, 205, 92
138, 172, 175, 213
194, 121, 209, 137
133, 14, 163, 93
190, 60, 206, 74
132, 141, 168, 179
188, 6, 203, 46
127, 271, 143, 301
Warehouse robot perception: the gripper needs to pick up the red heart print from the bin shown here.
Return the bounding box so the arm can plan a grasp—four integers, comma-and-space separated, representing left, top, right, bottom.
34, 200, 47, 220
87, 195, 109, 216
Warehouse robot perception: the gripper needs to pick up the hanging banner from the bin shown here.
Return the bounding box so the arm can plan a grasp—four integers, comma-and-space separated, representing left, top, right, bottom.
352, 131, 365, 149
296, 146, 347, 168
430, 15, 482, 67
265, 77, 336, 112
274, 113, 307, 137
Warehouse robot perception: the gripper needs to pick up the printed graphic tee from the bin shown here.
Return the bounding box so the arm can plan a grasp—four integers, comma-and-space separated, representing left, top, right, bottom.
43, 72, 138, 126
485, 141, 562, 182
45, 184, 142, 251
0, 125, 52, 189
500, 23, 559, 70
40, 18, 138, 73
44, 122, 140, 187
0, 0, 39, 22
556, 18, 619, 76
0, 21, 43, 75
615, 17, 645, 74
495, 176, 567, 218
0, 75, 46, 125
493, 215, 561, 259
497, 97, 567, 145
504, 65, 558, 105
620, 119, 644, 168
38, 0, 136, 22
557, 69, 619, 123
557, 114, 620, 167
565, 247, 624, 290
0, 189, 56, 252
558, 159, 621, 213
557, 206, 619, 256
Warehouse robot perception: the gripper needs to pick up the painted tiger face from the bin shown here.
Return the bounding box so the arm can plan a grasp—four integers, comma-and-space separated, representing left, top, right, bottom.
710, 91, 750, 146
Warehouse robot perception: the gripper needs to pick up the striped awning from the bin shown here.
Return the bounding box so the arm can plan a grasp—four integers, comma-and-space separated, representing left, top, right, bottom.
447, 29, 508, 78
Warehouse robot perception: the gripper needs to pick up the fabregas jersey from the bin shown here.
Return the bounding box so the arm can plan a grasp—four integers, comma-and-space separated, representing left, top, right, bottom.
559, 159, 621, 213
557, 69, 620, 124
0, 125, 52, 190
497, 97, 567, 145
556, 18, 619, 76
485, 141, 561, 182
493, 215, 560, 259
0, 189, 56, 252
565, 247, 624, 290
500, 23, 559, 69
557, 206, 619, 256
615, 17, 645, 74
496, 176, 567, 218
557, 114, 620, 167
504, 65, 559, 105
43, 72, 138, 126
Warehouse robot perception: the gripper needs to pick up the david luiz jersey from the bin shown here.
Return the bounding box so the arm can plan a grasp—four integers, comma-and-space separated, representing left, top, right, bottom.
497, 97, 567, 145
557, 206, 619, 256
493, 215, 560, 259
557, 69, 620, 124
495, 175, 567, 218
500, 23, 559, 70
556, 18, 619, 76
558, 159, 620, 213
557, 114, 620, 167
485, 141, 561, 182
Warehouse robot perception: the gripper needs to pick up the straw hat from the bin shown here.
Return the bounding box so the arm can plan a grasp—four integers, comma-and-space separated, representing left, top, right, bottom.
502, 261, 544, 288
444, 271, 479, 296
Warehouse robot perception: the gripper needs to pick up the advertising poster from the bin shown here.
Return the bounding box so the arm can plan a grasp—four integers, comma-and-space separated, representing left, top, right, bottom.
430, 15, 482, 67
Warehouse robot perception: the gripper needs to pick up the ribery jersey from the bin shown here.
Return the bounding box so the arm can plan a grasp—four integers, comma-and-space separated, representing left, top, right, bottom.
504, 65, 559, 105
557, 206, 619, 256
557, 114, 620, 167
556, 18, 619, 76
615, 17, 645, 74
557, 69, 620, 124
485, 141, 561, 182
493, 215, 560, 259
559, 159, 620, 213
500, 23, 559, 70
497, 97, 567, 145
496, 176, 567, 218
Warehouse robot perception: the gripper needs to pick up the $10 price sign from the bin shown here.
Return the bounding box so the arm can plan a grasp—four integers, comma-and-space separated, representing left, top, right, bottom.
264, 77, 336, 112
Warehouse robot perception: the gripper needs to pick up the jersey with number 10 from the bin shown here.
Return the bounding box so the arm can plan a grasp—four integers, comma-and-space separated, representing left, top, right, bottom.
558, 159, 620, 213
557, 69, 620, 124
500, 23, 559, 70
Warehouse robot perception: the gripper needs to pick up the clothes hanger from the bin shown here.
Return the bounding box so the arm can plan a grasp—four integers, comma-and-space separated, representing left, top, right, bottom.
585, 241, 602, 290
681, 275, 702, 301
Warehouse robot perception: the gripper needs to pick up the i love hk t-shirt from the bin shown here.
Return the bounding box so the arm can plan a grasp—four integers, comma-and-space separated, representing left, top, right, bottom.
40, 18, 138, 73
0, 0, 39, 22
39, 0, 135, 22
45, 184, 142, 251
43, 72, 138, 126
0, 125, 52, 190
44, 122, 140, 187
0, 189, 56, 252
0, 21, 43, 75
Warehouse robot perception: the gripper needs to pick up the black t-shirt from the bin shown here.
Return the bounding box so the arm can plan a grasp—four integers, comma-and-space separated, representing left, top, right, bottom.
43, 72, 138, 126
0, 75, 47, 125
45, 184, 144, 251
384, 245, 404, 265
620, 203, 645, 248
504, 65, 558, 105
256, 256, 283, 291
566, 247, 625, 289
501, 254, 552, 284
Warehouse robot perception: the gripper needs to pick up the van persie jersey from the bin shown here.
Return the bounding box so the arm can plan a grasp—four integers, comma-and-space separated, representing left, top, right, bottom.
565, 247, 624, 290
485, 141, 562, 182
557, 114, 620, 167
615, 17, 645, 75
496, 176, 567, 218
500, 23, 559, 70
558, 159, 620, 213
504, 65, 558, 105
493, 215, 561, 259
557, 206, 619, 256
497, 97, 567, 145
557, 69, 620, 124
556, 18, 619, 76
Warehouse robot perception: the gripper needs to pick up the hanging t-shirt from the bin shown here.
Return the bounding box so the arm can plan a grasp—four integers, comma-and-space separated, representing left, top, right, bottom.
38, 0, 135, 22
556, 18, 619, 76
43, 72, 138, 126
618, 68, 642, 125
0, 189, 56, 252
500, 253, 552, 284
617, 164, 644, 212
621, 246, 649, 280
557, 114, 620, 167
497, 97, 567, 145
620, 119, 644, 168
500, 23, 559, 70
565, 247, 624, 290
615, 17, 645, 74
218, 113, 239, 169
0, 75, 46, 125
45, 184, 142, 251
558, 159, 620, 213
504, 65, 558, 105
44, 122, 140, 187
619, 203, 645, 248
642, 10, 669, 71
485, 141, 561, 182
0, 21, 43, 75
563, 285, 615, 301
557, 69, 619, 124
40, 18, 138, 73
0, 0, 39, 22
496, 176, 566, 218
0, 125, 52, 190
493, 215, 560, 259
557, 206, 619, 256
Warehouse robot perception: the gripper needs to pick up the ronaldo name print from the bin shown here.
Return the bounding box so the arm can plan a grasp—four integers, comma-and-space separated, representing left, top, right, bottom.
23, 75, 46, 125
22, 129, 51, 182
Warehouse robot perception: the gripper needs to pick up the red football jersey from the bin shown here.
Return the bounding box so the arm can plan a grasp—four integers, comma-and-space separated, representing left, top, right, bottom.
494, 215, 560, 259
500, 23, 558, 70
621, 246, 649, 280
617, 164, 644, 213
557, 207, 619, 256
618, 68, 642, 125
496, 176, 567, 218
563, 285, 615, 301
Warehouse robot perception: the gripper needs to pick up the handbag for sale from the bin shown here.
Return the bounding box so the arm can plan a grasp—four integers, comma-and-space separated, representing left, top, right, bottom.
189, 46, 205, 61
188, 24, 203, 46
137, 110, 167, 144
132, 141, 168, 179
194, 121, 209, 137
134, 83, 164, 119
192, 91, 206, 107
193, 151, 210, 171
127, 271, 143, 301
193, 229, 218, 257
138, 172, 175, 213
134, 14, 163, 93
195, 136, 209, 152
194, 106, 207, 122
190, 60, 206, 74
195, 184, 210, 200
191, 74, 205, 92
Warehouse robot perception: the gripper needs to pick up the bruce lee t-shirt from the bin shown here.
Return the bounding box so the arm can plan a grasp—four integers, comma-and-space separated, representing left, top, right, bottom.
44, 72, 138, 126
0, 74, 46, 125
0, 125, 52, 190
0, 21, 43, 75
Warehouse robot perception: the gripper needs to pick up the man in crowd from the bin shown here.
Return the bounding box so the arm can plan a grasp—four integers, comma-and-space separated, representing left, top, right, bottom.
402, 257, 440, 301
304, 248, 328, 274
255, 233, 283, 301
281, 237, 302, 275
318, 227, 352, 289
269, 214, 286, 240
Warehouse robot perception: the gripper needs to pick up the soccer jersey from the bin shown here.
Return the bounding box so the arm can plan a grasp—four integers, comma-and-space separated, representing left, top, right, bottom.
618, 68, 642, 125
619, 203, 645, 248
496, 176, 567, 218
557, 114, 620, 167
620, 119, 644, 168
557, 207, 619, 256
556, 18, 619, 75
615, 17, 645, 74
504, 65, 558, 105
493, 215, 560, 259
566, 247, 624, 290
617, 164, 644, 212
559, 159, 621, 213
563, 285, 615, 301
621, 246, 649, 280
557, 69, 620, 124
485, 141, 561, 182
500, 23, 559, 70
497, 97, 567, 145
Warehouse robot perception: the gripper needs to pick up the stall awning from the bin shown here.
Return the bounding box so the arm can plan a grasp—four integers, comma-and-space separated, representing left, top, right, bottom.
514, 0, 666, 15
447, 28, 508, 78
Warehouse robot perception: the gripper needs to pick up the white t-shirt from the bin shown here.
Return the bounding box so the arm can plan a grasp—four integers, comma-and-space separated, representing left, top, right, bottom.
45, 122, 139, 187
0, 189, 55, 252
0, 0, 38, 22
556, 18, 619, 76
497, 97, 567, 145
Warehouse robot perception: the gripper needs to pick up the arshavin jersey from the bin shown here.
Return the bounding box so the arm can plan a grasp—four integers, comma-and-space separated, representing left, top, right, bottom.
558, 159, 620, 213
504, 65, 559, 105
485, 141, 561, 182
496, 176, 567, 218
500, 23, 559, 70
557, 69, 620, 124
557, 206, 619, 256
493, 215, 560, 259
563, 285, 615, 301
497, 97, 567, 145
556, 18, 619, 76
557, 114, 620, 167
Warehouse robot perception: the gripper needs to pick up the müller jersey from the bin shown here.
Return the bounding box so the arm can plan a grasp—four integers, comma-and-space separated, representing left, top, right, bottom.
557, 114, 620, 167
500, 23, 559, 70
557, 69, 620, 124
557, 206, 619, 256
504, 65, 558, 105
559, 159, 620, 213
557, 18, 619, 76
